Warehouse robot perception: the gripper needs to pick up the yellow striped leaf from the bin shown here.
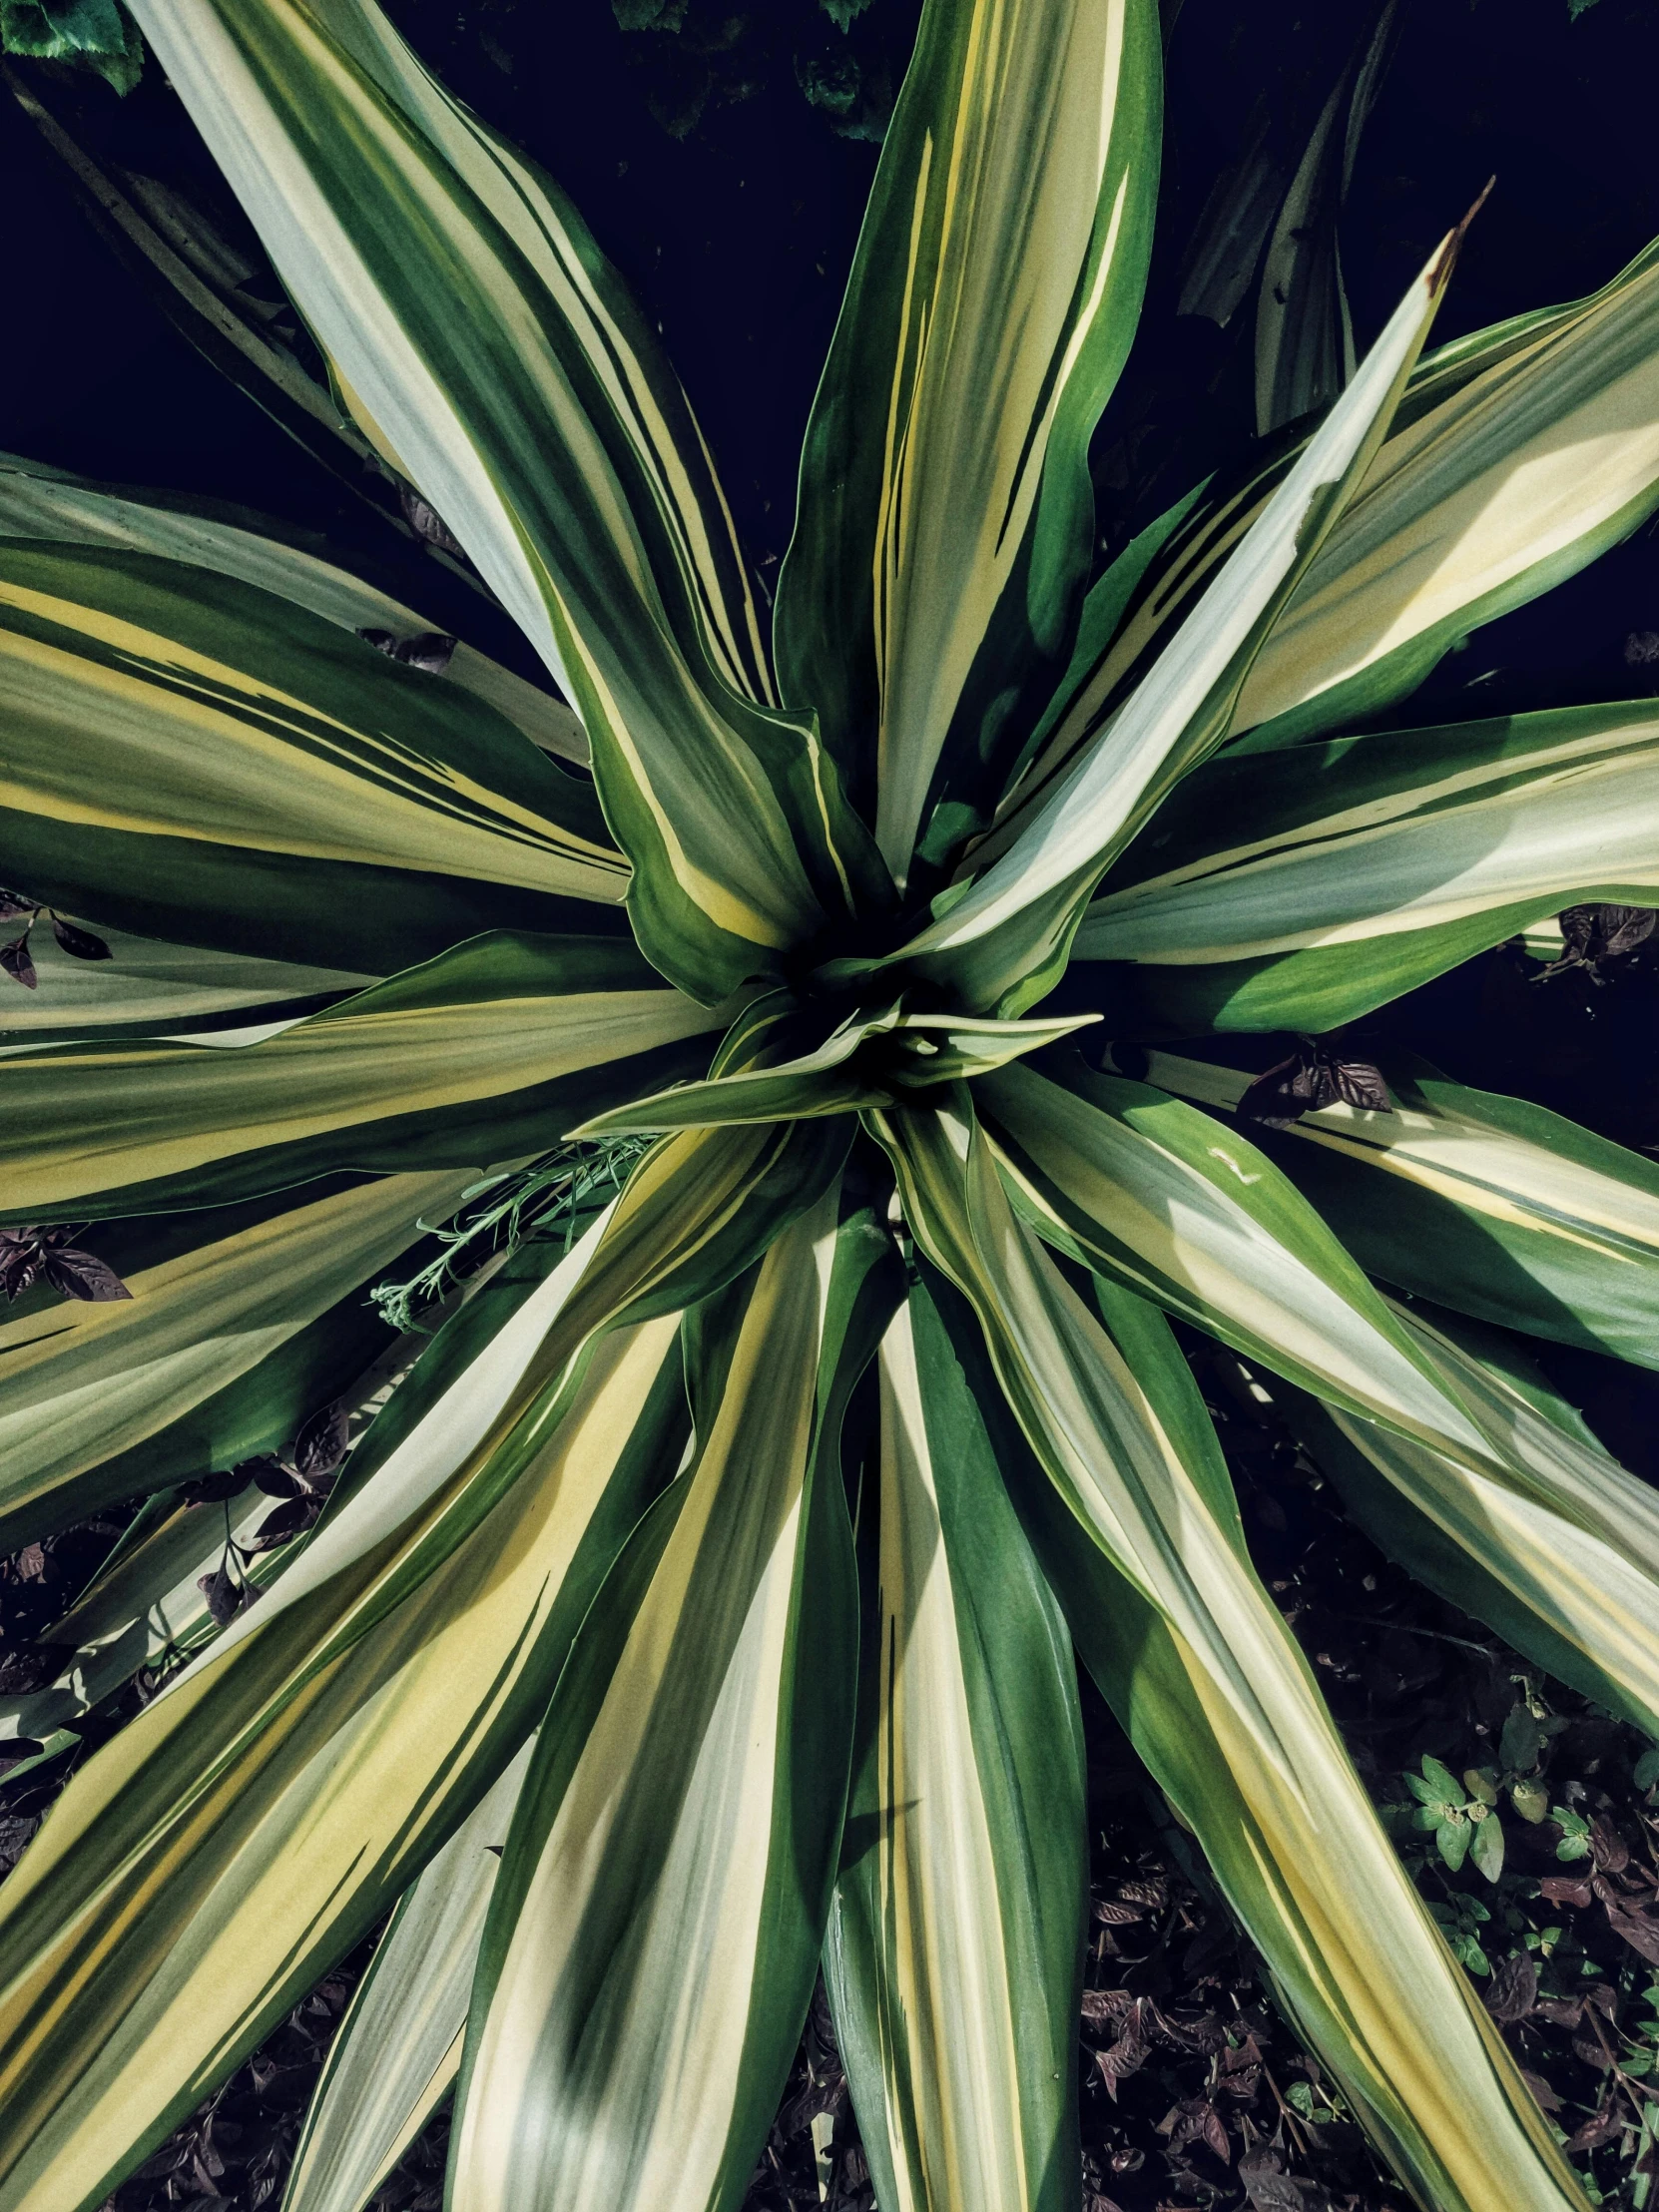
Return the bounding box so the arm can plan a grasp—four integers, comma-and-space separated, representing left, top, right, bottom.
0, 449, 591, 765
0, 540, 625, 975
0, 910, 372, 1047
450, 1188, 884, 2212
0, 1116, 849, 2212
283, 1744, 533, 2212
1029, 234, 1659, 804
0, 1170, 470, 1545
0, 932, 724, 1219
975, 1058, 1507, 1474
851, 227, 1459, 1016
1234, 236, 1659, 748
1285, 1382, 1659, 1741
1075, 700, 1659, 1029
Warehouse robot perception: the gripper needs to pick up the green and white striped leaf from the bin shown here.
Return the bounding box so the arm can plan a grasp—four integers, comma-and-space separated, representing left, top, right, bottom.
1233, 235, 1659, 748
0, 1113, 849, 2212
775, 0, 1162, 879
0, 932, 723, 1221
975, 1058, 1508, 1473
0, 1171, 466, 1547
449, 1187, 886, 2212
0, 450, 590, 764
1133, 1048, 1659, 1366
0, 1294, 457, 1744
827, 1278, 1085, 2212
869, 1095, 1586, 2212
854, 229, 1459, 1016
1012, 236, 1659, 822
1074, 699, 1659, 1030
0, 541, 624, 978
283, 1743, 534, 2212
129, 0, 888, 1002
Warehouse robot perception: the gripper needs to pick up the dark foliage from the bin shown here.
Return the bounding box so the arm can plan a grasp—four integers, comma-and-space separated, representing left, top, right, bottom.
1238, 1043, 1393, 1130
0, 1224, 130, 1304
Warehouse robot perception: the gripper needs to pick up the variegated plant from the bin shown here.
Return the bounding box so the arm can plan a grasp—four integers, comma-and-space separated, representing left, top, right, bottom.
4, 3, 1659, 2210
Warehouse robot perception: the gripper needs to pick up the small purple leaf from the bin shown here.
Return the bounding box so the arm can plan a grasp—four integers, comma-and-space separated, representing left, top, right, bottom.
394, 631, 457, 674
49, 916, 112, 962
398, 488, 467, 557
42, 1248, 132, 1303
1, 935, 37, 989
291, 1402, 349, 1482
197, 1565, 245, 1626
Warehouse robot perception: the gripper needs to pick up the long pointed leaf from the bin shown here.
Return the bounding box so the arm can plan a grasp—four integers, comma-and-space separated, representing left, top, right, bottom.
1043, 236, 1659, 789
1075, 699, 1659, 1029
0, 1293, 690, 2212
282, 1744, 533, 2212
0, 540, 624, 977
0, 1117, 847, 2212
828, 1279, 1085, 2212
1234, 236, 1659, 749
776, 0, 1161, 875
1283, 1383, 1659, 1739
976, 1058, 1507, 1473
0, 1170, 468, 1545
0, 449, 590, 764
0, 912, 372, 1046
449, 1188, 882, 2212
0, 932, 723, 1220
854, 228, 1460, 1015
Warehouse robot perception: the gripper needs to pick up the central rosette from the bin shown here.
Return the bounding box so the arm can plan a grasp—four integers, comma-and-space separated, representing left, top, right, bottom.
574, 964, 1099, 1141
